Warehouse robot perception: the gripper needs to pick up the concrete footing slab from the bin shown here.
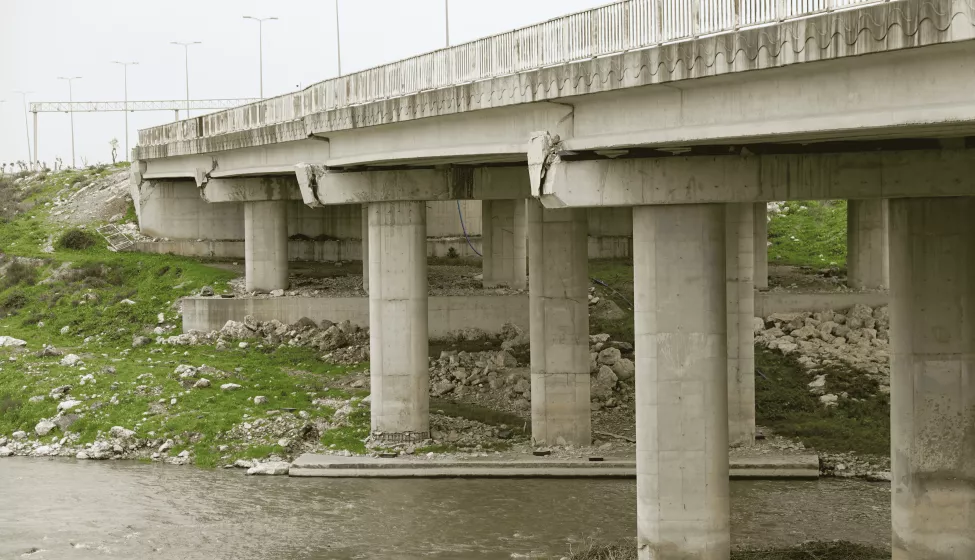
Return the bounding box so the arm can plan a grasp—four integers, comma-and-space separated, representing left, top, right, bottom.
288, 453, 819, 479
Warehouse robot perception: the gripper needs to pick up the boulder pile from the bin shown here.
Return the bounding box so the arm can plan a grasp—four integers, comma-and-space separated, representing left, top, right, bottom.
755, 304, 891, 398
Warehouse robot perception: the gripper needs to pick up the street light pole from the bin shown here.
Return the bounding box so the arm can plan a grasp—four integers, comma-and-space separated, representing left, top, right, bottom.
171, 41, 202, 117
57, 76, 82, 168
445, 0, 450, 46
111, 61, 138, 162
243, 16, 277, 99
13, 91, 34, 168
335, 0, 342, 76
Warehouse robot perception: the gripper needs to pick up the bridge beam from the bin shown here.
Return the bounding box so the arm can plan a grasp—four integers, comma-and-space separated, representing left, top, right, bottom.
530, 145, 975, 208
202, 176, 302, 203
889, 197, 975, 560
295, 164, 530, 207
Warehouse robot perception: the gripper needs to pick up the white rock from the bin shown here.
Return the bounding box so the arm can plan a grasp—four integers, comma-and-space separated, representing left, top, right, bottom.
221, 383, 242, 391
177, 450, 190, 458
159, 439, 174, 453
12, 431, 27, 440
233, 459, 254, 469
109, 426, 136, 440
28, 395, 45, 403
57, 400, 82, 413
820, 394, 839, 407
808, 375, 827, 390
238, 342, 249, 349
60, 354, 83, 367
0, 336, 27, 347
254, 396, 268, 405
79, 373, 95, 385
35, 420, 57, 436
76, 451, 89, 460
270, 289, 285, 297
87, 440, 114, 460
246, 461, 291, 476
157, 313, 165, 324
0, 447, 13, 457
34, 446, 53, 456
120, 299, 136, 305
60, 326, 71, 335
193, 378, 211, 389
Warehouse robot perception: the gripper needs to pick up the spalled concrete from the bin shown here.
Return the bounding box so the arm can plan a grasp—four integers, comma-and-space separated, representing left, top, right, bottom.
481, 199, 527, 290
727, 203, 756, 447
527, 200, 591, 446
633, 203, 729, 560
368, 201, 430, 442
847, 199, 889, 290
889, 197, 975, 560
244, 201, 288, 292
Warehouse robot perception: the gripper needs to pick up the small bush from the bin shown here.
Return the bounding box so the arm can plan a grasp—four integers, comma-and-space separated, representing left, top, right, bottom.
0, 290, 29, 314
56, 228, 98, 250
1, 261, 39, 289
446, 247, 459, 259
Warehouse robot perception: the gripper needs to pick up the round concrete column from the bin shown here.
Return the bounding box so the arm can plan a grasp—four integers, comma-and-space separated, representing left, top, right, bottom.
633, 203, 730, 560
244, 200, 289, 292
890, 197, 975, 560
361, 203, 369, 294
753, 202, 768, 290
368, 201, 429, 442
727, 203, 755, 447
527, 199, 591, 446
847, 199, 889, 290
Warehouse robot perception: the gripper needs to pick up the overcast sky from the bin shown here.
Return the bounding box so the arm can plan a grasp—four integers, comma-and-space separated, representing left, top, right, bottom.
0, 0, 609, 167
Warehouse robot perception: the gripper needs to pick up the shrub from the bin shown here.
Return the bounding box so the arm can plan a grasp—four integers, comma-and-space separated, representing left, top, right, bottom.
1, 261, 39, 289
0, 289, 28, 315
56, 228, 98, 250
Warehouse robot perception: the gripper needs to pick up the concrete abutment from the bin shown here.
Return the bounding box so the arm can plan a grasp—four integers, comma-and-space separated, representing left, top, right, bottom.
527, 199, 592, 447
889, 197, 975, 560
368, 201, 430, 441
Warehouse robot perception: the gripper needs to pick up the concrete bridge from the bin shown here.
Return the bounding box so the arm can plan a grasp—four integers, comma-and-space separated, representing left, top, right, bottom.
131, 0, 975, 557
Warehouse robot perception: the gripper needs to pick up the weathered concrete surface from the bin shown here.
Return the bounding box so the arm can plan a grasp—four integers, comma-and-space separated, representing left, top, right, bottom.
368, 201, 429, 441
633, 203, 729, 560
847, 199, 889, 290
754, 202, 768, 290
527, 200, 591, 446
481, 199, 527, 289
288, 453, 818, 479
182, 295, 530, 336
361, 204, 369, 293
727, 203, 756, 447
889, 197, 975, 560
754, 292, 889, 317
244, 201, 288, 292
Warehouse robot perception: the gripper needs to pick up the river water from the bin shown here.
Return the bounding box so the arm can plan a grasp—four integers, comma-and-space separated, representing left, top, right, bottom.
0, 458, 890, 559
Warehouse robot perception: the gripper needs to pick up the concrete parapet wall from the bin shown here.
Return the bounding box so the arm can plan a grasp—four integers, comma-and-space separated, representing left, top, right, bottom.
182, 295, 529, 337
755, 292, 889, 317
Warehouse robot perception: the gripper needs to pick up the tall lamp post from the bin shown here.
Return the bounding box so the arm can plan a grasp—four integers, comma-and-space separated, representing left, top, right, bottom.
12, 90, 34, 168
334, 0, 342, 76
243, 16, 277, 99
170, 41, 202, 118
57, 76, 82, 168
111, 61, 138, 162
445, 0, 450, 46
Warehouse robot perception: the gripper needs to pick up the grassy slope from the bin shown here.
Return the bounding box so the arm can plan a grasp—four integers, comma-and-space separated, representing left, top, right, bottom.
565, 541, 888, 560
767, 201, 847, 268
0, 167, 365, 466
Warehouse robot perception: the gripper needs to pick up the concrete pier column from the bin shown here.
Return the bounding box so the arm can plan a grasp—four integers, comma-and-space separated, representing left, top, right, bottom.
361, 204, 369, 294
727, 203, 755, 447
889, 197, 975, 560
244, 200, 289, 292
847, 199, 889, 290
368, 201, 429, 441
527, 199, 591, 446
754, 202, 768, 290
633, 203, 730, 560
481, 200, 528, 289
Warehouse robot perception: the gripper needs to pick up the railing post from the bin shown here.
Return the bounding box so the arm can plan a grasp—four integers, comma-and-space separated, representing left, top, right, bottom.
654, 0, 663, 43
691, 0, 701, 38
777, 0, 789, 21
734, 0, 741, 29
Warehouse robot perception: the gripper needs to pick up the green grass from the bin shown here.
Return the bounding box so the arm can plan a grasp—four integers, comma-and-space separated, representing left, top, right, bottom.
319, 404, 370, 454
587, 259, 635, 344
768, 201, 847, 268
755, 347, 889, 456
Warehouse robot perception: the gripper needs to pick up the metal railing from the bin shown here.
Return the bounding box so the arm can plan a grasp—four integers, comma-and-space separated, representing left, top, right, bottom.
138, 0, 890, 147
31, 99, 260, 113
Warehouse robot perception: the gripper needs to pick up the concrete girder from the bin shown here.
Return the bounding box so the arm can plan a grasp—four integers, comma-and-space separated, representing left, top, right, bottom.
201, 176, 303, 203
294, 164, 530, 207
530, 148, 975, 207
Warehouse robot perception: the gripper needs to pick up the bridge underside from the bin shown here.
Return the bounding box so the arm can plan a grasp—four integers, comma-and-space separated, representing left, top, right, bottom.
132, 8, 975, 559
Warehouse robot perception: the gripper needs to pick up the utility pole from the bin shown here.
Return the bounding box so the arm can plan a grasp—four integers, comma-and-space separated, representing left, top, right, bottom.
445, 0, 450, 46
12, 91, 33, 168
111, 61, 138, 162
335, 0, 342, 76
171, 41, 202, 118
243, 16, 277, 99
57, 76, 82, 168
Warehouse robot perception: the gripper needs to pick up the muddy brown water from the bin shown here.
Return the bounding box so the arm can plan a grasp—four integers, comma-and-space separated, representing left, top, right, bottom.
0, 458, 890, 559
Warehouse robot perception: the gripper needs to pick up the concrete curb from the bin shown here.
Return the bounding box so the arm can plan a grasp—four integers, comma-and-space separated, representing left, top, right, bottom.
289, 454, 820, 479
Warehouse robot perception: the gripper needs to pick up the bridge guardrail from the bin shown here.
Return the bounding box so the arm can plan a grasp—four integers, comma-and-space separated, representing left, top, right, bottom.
138, 0, 889, 147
